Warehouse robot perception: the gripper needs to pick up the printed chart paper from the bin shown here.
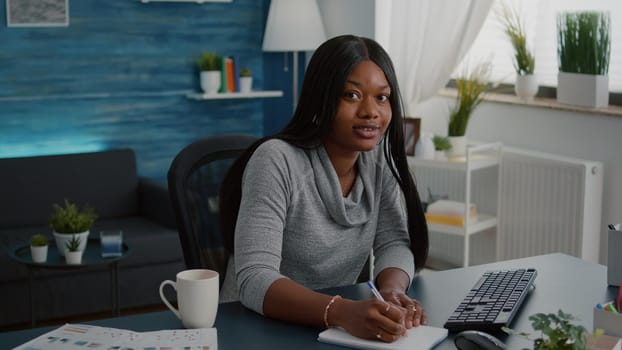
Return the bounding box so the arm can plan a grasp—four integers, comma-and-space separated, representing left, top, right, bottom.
13, 323, 217, 350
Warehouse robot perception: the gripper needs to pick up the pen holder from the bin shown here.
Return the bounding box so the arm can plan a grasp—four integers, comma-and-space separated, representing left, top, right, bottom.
608, 227, 622, 286
594, 304, 622, 337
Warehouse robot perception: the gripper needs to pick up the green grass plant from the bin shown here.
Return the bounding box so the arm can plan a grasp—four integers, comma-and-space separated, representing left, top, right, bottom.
496, 3, 534, 75
448, 61, 491, 137
557, 11, 610, 75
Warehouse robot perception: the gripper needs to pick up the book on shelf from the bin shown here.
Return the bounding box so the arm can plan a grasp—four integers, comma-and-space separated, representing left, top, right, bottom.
425, 213, 478, 227
425, 200, 477, 227
219, 56, 228, 93
225, 57, 235, 92
232, 55, 241, 92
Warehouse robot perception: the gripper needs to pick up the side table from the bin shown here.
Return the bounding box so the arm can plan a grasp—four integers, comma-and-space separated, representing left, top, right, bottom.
8, 238, 130, 328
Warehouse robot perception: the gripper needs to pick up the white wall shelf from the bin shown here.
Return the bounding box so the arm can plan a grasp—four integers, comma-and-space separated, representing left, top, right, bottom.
187, 91, 283, 100
140, 0, 232, 3
408, 142, 503, 267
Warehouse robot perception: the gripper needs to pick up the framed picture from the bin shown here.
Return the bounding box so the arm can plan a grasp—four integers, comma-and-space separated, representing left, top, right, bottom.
6, 0, 69, 27
403, 117, 421, 156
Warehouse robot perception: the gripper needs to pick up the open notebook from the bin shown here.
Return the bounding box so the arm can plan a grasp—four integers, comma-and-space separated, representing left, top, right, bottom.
318, 325, 448, 350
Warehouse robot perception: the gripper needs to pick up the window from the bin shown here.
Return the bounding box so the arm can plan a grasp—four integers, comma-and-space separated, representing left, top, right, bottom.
455, 0, 622, 93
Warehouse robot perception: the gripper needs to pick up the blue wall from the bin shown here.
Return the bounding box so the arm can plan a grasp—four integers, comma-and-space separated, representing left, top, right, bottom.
0, 0, 292, 181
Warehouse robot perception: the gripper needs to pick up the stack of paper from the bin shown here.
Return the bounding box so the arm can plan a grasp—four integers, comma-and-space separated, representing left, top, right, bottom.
425, 200, 477, 226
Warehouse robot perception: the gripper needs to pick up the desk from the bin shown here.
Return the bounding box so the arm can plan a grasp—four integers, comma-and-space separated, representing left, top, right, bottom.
8, 239, 130, 328
1, 253, 617, 349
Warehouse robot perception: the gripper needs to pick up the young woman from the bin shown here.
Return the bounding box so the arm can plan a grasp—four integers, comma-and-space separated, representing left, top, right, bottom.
219, 35, 429, 342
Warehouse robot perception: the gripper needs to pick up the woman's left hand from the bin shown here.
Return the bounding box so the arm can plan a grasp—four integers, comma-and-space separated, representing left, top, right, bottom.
379, 289, 426, 328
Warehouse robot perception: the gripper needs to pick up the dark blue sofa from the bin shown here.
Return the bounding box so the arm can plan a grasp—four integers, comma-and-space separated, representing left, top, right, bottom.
0, 149, 184, 329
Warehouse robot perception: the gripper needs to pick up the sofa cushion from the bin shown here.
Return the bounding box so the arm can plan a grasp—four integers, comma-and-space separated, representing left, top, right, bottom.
0, 149, 139, 228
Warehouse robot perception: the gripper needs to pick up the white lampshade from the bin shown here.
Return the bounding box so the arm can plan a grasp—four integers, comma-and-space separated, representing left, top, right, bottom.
262, 0, 326, 52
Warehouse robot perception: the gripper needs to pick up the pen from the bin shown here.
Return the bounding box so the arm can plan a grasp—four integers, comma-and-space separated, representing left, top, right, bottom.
367, 280, 386, 302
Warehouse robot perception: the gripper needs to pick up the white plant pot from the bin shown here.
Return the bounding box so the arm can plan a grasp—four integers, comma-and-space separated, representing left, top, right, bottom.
239, 76, 253, 93
414, 133, 435, 160
557, 72, 609, 108
53, 230, 89, 256
30, 245, 48, 263
514, 74, 538, 102
65, 250, 83, 265
435, 150, 448, 161
200, 71, 221, 94
447, 136, 467, 158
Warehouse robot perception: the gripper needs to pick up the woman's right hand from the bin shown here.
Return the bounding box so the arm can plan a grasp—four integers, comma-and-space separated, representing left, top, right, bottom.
329, 297, 407, 343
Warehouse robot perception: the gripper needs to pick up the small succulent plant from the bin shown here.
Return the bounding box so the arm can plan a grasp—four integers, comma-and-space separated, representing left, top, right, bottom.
240, 68, 252, 77
30, 234, 48, 247
65, 235, 82, 252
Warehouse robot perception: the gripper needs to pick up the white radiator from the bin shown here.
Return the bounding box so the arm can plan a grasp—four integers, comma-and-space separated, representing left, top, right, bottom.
497, 147, 603, 263
412, 147, 604, 268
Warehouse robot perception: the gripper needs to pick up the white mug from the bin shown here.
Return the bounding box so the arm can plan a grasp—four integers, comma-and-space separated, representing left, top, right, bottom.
159, 269, 219, 328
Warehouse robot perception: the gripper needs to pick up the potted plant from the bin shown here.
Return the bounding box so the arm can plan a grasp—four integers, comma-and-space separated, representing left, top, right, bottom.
65, 235, 83, 265
447, 61, 491, 157
30, 234, 48, 263
196, 51, 222, 94
432, 135, 452, 161
50, 198, 97, 256
239, 67, 253, 93
503, 309, 602, 349
557, 11, 611, 108
497, 2, 537, 101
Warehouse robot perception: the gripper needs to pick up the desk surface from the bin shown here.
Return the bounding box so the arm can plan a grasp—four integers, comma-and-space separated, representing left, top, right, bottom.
1, 253, 616, 349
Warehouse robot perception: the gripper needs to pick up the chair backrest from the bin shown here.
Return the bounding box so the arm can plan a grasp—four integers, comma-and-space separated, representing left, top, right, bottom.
167, 134, 258, 284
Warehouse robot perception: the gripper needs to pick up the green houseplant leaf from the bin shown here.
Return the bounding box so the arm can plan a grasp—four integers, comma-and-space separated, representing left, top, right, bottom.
239, 68, 252, 77
49, 199, 97, 234
503, 310, 591, 350
196, 52, 221, 72
30, 234, 48, 247
432, 135, 452, 151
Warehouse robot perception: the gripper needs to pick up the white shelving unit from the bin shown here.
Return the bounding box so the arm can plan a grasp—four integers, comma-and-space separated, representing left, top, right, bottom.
187, 91, 283, 100
408, 142, 502, 267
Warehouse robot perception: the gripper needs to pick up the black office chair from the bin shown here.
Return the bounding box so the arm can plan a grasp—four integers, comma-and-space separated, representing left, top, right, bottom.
167, 134, 258, 285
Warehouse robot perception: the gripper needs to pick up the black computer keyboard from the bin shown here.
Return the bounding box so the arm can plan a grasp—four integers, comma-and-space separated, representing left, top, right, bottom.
444, 268, 537, 333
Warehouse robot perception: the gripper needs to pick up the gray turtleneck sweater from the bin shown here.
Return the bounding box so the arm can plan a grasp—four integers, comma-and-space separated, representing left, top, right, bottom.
220, 139, 415, 314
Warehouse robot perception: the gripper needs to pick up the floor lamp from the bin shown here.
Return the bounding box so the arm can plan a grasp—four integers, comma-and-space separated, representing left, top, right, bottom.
262, 0, 326, 111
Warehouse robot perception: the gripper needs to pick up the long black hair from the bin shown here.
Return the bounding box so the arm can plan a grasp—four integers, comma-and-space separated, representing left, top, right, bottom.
219, 35, 428, 270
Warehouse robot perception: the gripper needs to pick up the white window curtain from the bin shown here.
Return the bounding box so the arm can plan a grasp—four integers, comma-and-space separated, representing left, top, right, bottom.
376, 0, 493, 116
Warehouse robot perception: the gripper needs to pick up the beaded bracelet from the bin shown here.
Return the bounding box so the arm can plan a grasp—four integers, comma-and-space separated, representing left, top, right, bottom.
323, 295, 341, 328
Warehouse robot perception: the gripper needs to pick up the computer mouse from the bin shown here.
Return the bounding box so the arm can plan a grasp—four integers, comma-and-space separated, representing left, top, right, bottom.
454, 330, 507, 350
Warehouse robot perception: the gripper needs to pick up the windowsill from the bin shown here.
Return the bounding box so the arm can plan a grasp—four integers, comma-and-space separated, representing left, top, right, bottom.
438, 88, 622, 118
